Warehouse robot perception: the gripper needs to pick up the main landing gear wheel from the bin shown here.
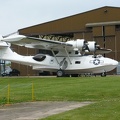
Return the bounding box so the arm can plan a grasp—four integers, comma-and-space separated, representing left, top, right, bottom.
57, 69, 64, 77
101, 72, 106, 77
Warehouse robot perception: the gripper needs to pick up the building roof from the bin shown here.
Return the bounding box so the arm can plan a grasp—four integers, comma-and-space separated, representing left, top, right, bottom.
18, 6, 120, 37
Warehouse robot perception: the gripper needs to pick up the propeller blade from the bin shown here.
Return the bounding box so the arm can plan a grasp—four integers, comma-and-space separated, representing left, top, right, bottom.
82, 41, 90, 52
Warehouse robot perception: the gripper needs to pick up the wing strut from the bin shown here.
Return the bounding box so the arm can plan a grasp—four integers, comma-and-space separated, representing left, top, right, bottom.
64, 47, 72, 64
51, 49, 59, 65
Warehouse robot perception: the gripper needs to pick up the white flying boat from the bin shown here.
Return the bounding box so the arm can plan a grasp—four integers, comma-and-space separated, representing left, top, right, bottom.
0, 34, 118, 77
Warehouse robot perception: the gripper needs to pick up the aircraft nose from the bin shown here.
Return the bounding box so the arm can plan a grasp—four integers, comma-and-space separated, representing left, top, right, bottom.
112, 59, 118, 66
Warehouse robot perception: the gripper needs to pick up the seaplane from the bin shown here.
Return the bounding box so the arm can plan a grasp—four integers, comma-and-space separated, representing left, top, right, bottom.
0, 34, 118, 77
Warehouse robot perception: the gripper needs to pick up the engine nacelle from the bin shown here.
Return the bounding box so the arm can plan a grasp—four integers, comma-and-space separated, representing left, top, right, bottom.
87, 41, 96, 52
66, 39, 85, 50
66, 39, 98, 52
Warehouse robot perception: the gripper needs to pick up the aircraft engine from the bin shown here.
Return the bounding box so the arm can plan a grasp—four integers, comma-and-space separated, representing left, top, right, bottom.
66, 39, 87, 51
66, 39, 100, 53
87, 41, 99, 52
74, 39, 85, 51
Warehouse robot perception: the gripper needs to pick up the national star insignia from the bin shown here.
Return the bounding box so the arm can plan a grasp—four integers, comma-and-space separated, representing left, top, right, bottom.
93, 59, 100, 65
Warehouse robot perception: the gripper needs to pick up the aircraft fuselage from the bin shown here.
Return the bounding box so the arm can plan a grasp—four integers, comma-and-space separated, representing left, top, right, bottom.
31, 54, 118, 75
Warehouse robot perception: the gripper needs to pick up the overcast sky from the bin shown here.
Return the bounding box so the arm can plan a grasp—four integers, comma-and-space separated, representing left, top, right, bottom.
0, 0, 120, 35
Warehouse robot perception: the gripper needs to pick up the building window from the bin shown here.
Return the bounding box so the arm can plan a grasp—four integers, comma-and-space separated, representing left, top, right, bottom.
116, 25, 120, 31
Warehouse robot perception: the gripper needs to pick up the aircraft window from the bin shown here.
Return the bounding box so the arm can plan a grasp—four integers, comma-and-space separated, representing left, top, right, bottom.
75, 61, 81, 64
50, 59, 54, 64
92, 55, 103, 58
33, 54, 46, 62
97, 55, 102, 58
75, 51, 79, 54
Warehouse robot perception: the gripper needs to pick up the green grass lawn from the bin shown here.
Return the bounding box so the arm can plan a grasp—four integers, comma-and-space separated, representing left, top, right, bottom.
0, 76, 120, 120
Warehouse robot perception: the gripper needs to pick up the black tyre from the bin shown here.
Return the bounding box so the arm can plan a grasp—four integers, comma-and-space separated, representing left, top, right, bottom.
57, 69, 64, 77
101, 72, 106, 77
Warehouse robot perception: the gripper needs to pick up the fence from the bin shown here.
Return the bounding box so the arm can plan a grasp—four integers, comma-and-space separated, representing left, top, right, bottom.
0, 83, 35, 105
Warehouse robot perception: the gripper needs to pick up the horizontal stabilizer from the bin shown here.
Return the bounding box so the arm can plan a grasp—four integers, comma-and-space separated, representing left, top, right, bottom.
0, 41, 10, 48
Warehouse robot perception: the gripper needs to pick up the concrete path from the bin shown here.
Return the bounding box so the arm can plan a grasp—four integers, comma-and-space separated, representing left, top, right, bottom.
0, 101, 92, 120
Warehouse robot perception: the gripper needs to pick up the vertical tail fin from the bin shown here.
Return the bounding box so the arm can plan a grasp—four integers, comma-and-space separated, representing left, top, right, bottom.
0, 41, 35, 67
0, 35, 3, 40
0, 41, 12, 59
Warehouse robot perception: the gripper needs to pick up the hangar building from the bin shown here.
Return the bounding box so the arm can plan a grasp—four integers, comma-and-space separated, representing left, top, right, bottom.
9, 6, 120, 75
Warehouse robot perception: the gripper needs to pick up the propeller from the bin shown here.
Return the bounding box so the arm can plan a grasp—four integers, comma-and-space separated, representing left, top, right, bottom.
82, 41, 90, 52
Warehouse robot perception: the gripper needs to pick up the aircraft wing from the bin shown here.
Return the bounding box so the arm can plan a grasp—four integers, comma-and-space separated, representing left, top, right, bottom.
2, 35, 73, 50
1, 35, 112, 53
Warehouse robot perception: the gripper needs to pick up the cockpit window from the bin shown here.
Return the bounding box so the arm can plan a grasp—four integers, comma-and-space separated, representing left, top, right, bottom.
33, 54, 46, 62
